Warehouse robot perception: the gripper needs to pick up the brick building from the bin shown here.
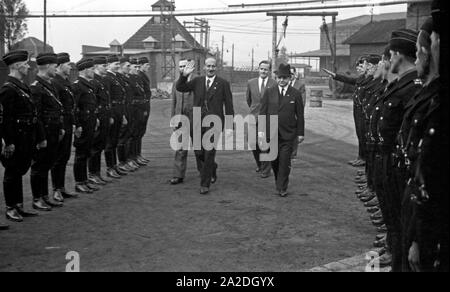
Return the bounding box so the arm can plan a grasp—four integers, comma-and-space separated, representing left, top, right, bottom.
82, 0, 211, 90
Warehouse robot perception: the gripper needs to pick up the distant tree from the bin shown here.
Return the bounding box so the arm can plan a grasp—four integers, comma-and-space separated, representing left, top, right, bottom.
275, 46, 289, 67
0, 0, 29, 53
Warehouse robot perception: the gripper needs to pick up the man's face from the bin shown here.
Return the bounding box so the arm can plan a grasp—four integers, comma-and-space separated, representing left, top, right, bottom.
431, 31, 440, 70
356, 60, 366, 75
373, 61, 383, 79
140, 63, 150, 73
130, 64, 138, 75
290, 69, 298, 81
96, 64, 107, 75
259, 63, 270, 79
276, 75, 290, 87
204, 59, 217, 78
85, 67, 95, 79
390, 50, 402, 74
415, 34, 431, 79
109, 61, 120, 72
120, 62, 131, 74
179, 60, 188, 74
58, 62, 72, 76
47, 63, 58, 78
16, 61, 30, 77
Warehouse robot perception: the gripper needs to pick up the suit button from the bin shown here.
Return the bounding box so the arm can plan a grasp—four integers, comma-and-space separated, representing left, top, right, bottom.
429, 128, 435, 136
380, 117, 384, 121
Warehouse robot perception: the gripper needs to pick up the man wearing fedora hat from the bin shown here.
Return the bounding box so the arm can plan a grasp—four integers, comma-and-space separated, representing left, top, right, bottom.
259, 63, 305, 197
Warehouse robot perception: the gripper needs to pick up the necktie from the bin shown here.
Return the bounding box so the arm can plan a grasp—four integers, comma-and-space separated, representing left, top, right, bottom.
207, 79, 211, 90
260, 79, 266, 95
281, 88, 285, 97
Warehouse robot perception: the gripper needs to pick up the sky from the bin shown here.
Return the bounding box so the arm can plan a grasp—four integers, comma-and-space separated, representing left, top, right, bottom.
21, 0, 407, 67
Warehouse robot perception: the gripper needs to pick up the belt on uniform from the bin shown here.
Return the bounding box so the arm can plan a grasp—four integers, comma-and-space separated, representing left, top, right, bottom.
16, 117, 38, 125
111, 101, 125, 105
77, 109, 97, 116
131, 100, 148, 105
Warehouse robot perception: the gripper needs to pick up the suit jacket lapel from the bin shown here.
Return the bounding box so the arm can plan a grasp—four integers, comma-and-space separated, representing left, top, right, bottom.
279, 86, 292, 111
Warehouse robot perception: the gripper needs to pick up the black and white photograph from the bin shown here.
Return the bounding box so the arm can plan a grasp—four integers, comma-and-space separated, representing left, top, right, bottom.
0, 0, 448, 276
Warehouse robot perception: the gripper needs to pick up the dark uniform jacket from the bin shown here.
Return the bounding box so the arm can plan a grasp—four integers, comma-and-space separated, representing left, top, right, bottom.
176, 75, 234, 123
260, 85, 305, 142
72, 77, 98, 128
52, 74, 76, 128
92, 74, 111, 118
128, 74, 146, 109
138, 71, 152, 110
104, 71, 126, 117
0, 76, 44, 145
376, 70, 422, 153
30, 76, 64, 141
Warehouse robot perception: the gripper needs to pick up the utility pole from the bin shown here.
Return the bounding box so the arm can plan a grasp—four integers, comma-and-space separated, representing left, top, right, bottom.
251, 47, 254, 71
221, 35, 225, 71
231, 43, 235, 85
331, 15, 337, 95
272, 16, 278, 76
44, 0, 47, 52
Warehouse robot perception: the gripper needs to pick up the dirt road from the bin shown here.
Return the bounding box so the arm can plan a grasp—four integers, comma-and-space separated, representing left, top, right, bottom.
0, 93, 376, 272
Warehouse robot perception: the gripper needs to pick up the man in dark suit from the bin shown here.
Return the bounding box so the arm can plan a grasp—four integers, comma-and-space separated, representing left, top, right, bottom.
176, 58, 234, 195
260, 63, 305, 197
246, 60, 276, 178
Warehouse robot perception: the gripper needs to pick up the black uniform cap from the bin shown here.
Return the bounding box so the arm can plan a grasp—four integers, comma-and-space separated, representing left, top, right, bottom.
36, 53, 58, 65
130, 58, 138, 65
57, 53, 71, 65
119, 56, 129, 64
94, 56, 107, 65
106, 55, 119, 63
76, 58, 95, 71
138, 57, 149, 65
2, 50, 28, 66
389, 29, 419, 59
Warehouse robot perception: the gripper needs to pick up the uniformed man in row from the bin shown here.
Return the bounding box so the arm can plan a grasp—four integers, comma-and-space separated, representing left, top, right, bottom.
0, 98, 6, 229
405, 0, 448, 272
136, 57, 151, 165
116, 57, 137, 173
88, 56, 114, 185
104, 55, 127, 179
51, 53, 79, 202
371, 29, 422, 272
30, 53, 65, 211
0, 50, 41, 222
128, 58, 148, 167
72, 58, 100, 194
323, 56, 379, 168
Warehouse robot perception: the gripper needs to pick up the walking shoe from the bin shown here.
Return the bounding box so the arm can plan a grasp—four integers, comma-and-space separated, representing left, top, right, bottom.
33, 199, 52, 212
200, 187, 210, 195
170, 178, 184, 185
372, 218, 385, 227
127, 161, 139, 171
115, 166, 128, 176
135, 159, 147, 166
357, 170, 365, 176
75, 184, 94, 194
15, 204, 38, 217
377, 225, 388, 233
376, 234, 387, 241
107, 168, 122, 179
348, 159, 359, 165
138, 156, 150, 163
99, 175, 113, 183
367, 206, 380, 214
355, 177, 367, 184
352, 160, 366, 167
88, 175, 107, 186
43, 196, 63, 208
53, 190, 65, 203
364, 197, 380, 208
378, 252, 393, 267
356, 187, 368, 195
6, 208, 23, 222
370, 210, 383, 221
85, 183, 100, 192
61, 189, 79, 199
360, 192, 376, 203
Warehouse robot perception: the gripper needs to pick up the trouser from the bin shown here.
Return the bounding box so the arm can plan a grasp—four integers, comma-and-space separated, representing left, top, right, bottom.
118, 110, 132, 164
51, 121, 73, 191
89, 113, 110, 175
73, 117, 96, 183
366, 145, 376, 191
137, 103, 150, 157
173, 150, 202, 179
291, 138, 299, 158
105, 107, 123, 168
2, 126, 36, 207
251, 125, 271, 176
353, 104, 365, 160
272, 139, 294, 192
127, 106, 144, 161
195, 148, 218, 188
374, 152, 402, 271
31, 123, 60, 200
